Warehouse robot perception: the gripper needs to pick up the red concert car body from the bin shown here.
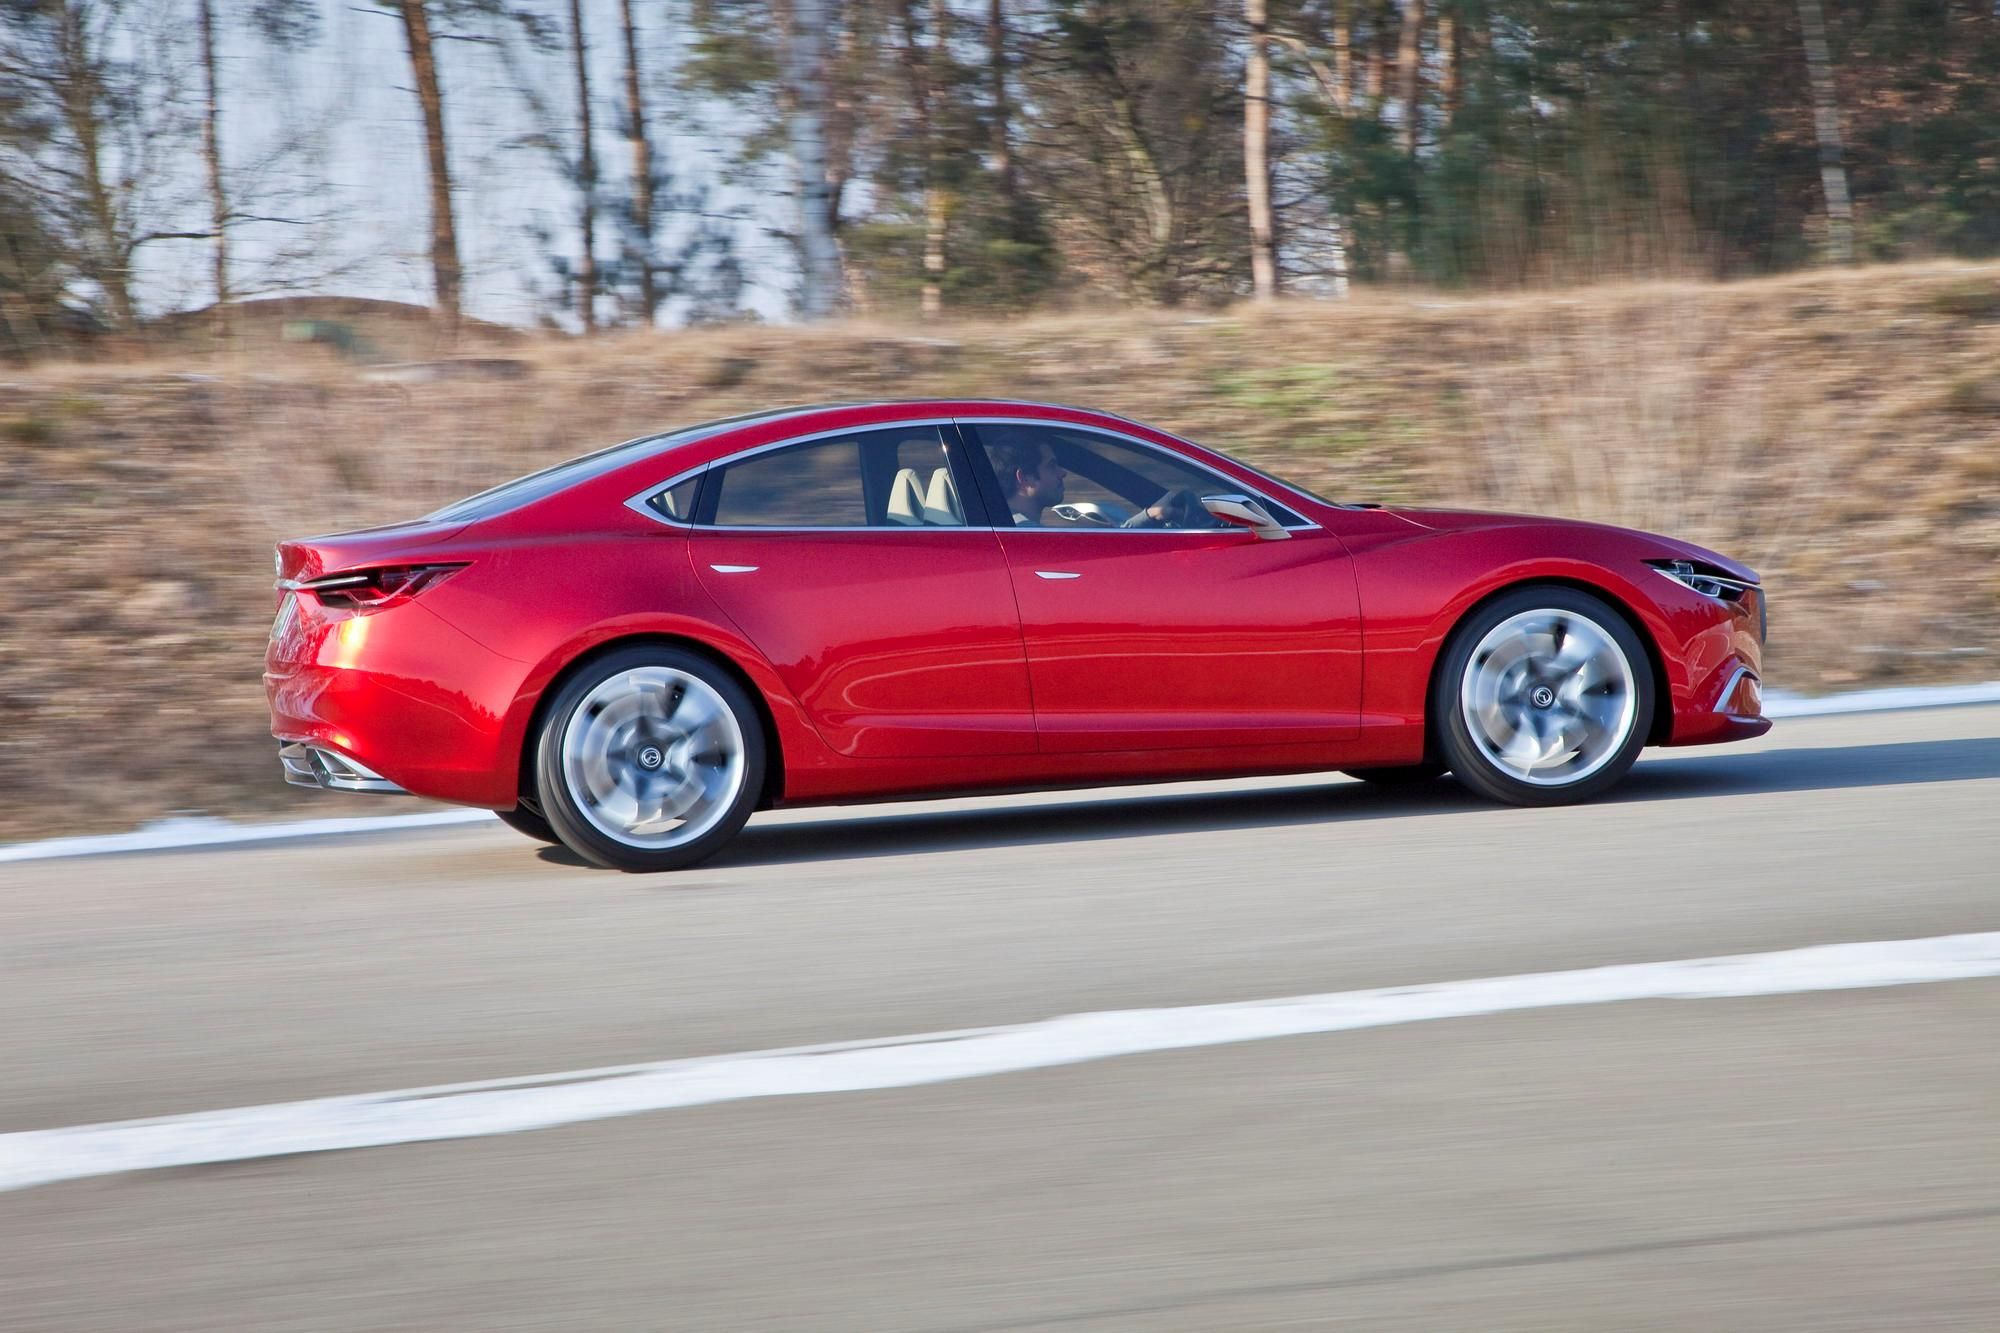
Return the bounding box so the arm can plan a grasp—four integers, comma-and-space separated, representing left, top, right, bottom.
267, 400, 1769, 870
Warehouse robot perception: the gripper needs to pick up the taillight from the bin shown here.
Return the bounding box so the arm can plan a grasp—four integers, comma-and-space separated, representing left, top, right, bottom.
288, 564, 465, 612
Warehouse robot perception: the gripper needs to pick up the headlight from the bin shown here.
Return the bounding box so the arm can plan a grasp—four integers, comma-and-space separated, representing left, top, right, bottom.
1647, 558, 1756, 603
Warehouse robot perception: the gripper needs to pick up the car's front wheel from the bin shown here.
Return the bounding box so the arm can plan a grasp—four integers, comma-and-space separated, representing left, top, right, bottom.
1434, 587, 1653, 806
534, 646, 765, 871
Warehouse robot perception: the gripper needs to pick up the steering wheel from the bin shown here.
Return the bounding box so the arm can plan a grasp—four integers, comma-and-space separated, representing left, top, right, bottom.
1123, 488, 1220, 529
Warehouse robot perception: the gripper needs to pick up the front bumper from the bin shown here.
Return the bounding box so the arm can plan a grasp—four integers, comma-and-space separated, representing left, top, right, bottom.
1662, 583, 1771, 746
278, 742, 406, 793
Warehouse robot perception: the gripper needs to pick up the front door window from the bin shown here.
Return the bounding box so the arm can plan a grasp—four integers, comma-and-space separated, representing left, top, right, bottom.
971, 422, 1302, 531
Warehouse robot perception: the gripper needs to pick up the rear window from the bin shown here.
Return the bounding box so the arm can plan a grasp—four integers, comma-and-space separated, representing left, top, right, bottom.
422, 407, 818, 523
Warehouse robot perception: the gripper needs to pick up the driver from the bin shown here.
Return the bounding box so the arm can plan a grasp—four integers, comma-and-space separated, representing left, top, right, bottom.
988, 435, 1215, 529
989, 436, 1067, 525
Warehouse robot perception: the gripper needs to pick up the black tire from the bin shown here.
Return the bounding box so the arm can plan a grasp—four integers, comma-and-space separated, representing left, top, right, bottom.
495, 803, 561, 845
534, 646, 766, 872
1433, 586, 1654, 807
1341, 763, 1448, 785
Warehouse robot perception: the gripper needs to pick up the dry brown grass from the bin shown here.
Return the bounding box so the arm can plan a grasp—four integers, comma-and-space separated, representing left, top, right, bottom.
3, 261, 1998, 841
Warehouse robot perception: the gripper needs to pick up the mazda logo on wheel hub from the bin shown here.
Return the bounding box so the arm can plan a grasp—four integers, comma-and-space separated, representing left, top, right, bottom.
1530, 686, 1556, 709
636, 745, 665, 771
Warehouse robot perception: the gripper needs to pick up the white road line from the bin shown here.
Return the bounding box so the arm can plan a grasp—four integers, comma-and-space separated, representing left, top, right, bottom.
1763, 681, 2000, 718
0, 810, 497, 863
3, 931, 1996, 1194
3, 682, 1996, 865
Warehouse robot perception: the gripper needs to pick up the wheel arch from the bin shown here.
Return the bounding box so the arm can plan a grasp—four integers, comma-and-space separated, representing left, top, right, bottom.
516, 633, 787, 813
1422, 576, 1675, 753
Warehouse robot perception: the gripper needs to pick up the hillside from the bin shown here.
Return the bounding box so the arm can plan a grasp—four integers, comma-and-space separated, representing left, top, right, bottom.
3, 261, 1998, 841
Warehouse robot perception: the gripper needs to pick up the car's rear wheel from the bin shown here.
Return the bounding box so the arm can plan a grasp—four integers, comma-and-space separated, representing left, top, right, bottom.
535, 647, 765, 872
495, 803, 560, 844
1434, 587, 1652, 806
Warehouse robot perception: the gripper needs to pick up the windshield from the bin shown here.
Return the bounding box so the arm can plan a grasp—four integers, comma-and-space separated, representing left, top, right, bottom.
1203, 446, 1345, 509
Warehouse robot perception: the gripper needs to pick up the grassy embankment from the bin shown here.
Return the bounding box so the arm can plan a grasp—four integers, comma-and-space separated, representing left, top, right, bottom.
3, 262, 1998, 841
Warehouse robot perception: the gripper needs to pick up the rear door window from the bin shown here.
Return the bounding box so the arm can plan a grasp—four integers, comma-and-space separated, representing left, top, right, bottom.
703, 426, 971, 529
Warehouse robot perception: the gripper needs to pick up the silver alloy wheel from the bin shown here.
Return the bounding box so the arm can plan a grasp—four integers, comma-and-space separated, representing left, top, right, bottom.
559, 666, 747, 849
1458, 608, 1638, 788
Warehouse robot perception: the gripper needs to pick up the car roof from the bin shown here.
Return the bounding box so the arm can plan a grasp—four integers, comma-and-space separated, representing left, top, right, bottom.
680, 399, 1151, 453
439, 400, 1258, 527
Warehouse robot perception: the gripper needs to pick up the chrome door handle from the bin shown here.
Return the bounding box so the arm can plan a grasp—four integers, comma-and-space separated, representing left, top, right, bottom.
1034, 570, 1081, 580
708, 564, 759, 574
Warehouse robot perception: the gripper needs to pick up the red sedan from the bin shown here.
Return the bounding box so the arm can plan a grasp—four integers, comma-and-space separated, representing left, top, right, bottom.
267, 400, 1769, 871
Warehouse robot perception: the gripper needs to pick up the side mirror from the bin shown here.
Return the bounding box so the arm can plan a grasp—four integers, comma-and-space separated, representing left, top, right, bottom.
1201, 494, 1291, 541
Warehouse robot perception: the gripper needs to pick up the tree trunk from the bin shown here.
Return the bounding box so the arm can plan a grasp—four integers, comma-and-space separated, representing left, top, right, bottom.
988, 0, 1017, 214
567, 0, 597, 331
1797, 0, 1855, 263
1244, 0, 1277, 299
396, 0, 462, 341
1397, 0, 1426, 158
197, 0, 228, 335
898, 0, 945, 318
1332, 0, 1353, 112
1438, 4, 1460, 125
782, 0, 843, 319
1364, 0, 1388, 105
619, 0, 657, 322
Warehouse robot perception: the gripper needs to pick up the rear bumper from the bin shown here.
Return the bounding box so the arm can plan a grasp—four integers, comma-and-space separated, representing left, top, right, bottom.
265, 600, 528, 808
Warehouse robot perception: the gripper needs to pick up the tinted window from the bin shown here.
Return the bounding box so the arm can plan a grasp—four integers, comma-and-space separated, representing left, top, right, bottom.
647, 474, 703, 522
705, 426, 968, 529
972, 424, 1303, 529
711, 438, 868, 527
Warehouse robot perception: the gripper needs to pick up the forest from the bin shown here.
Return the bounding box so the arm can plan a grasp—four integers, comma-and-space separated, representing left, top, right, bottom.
2, 0, 1997, 350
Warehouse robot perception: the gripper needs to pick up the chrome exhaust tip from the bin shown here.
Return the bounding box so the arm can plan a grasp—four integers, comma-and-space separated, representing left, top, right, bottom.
278, 743, 405, 794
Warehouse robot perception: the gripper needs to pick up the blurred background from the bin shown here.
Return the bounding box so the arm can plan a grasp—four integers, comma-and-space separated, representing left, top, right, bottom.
1, 0, 1998, 839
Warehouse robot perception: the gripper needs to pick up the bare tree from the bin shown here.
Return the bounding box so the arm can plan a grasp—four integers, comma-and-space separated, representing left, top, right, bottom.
394, 0, 462, 339
1245, 0, 1277, 299
1797, 0, 1854, 263
0, 0, 209, 330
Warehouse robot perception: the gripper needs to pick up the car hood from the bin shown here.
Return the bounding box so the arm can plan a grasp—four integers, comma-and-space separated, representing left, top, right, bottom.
1381, 506, 1760, 584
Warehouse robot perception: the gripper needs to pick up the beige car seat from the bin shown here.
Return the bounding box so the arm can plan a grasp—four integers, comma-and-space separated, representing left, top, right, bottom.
924, 467, 964, 525
886, 467, 928, 526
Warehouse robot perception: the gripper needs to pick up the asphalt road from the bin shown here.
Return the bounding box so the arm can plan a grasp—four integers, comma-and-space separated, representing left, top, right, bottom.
3, 704, 1998, 1331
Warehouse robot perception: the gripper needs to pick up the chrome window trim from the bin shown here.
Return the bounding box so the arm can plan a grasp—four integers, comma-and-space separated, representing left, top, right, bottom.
623, 413, 1325, 534
622, 465, 710, 528
623, 419, 961, 531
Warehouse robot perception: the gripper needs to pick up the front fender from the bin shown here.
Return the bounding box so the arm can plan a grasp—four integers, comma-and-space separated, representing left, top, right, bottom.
1346, 522, 1749, 744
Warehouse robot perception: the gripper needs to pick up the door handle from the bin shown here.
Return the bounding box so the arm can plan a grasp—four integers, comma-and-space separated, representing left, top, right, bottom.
1034, 570, 1081, 580
708, 564, 759, 574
